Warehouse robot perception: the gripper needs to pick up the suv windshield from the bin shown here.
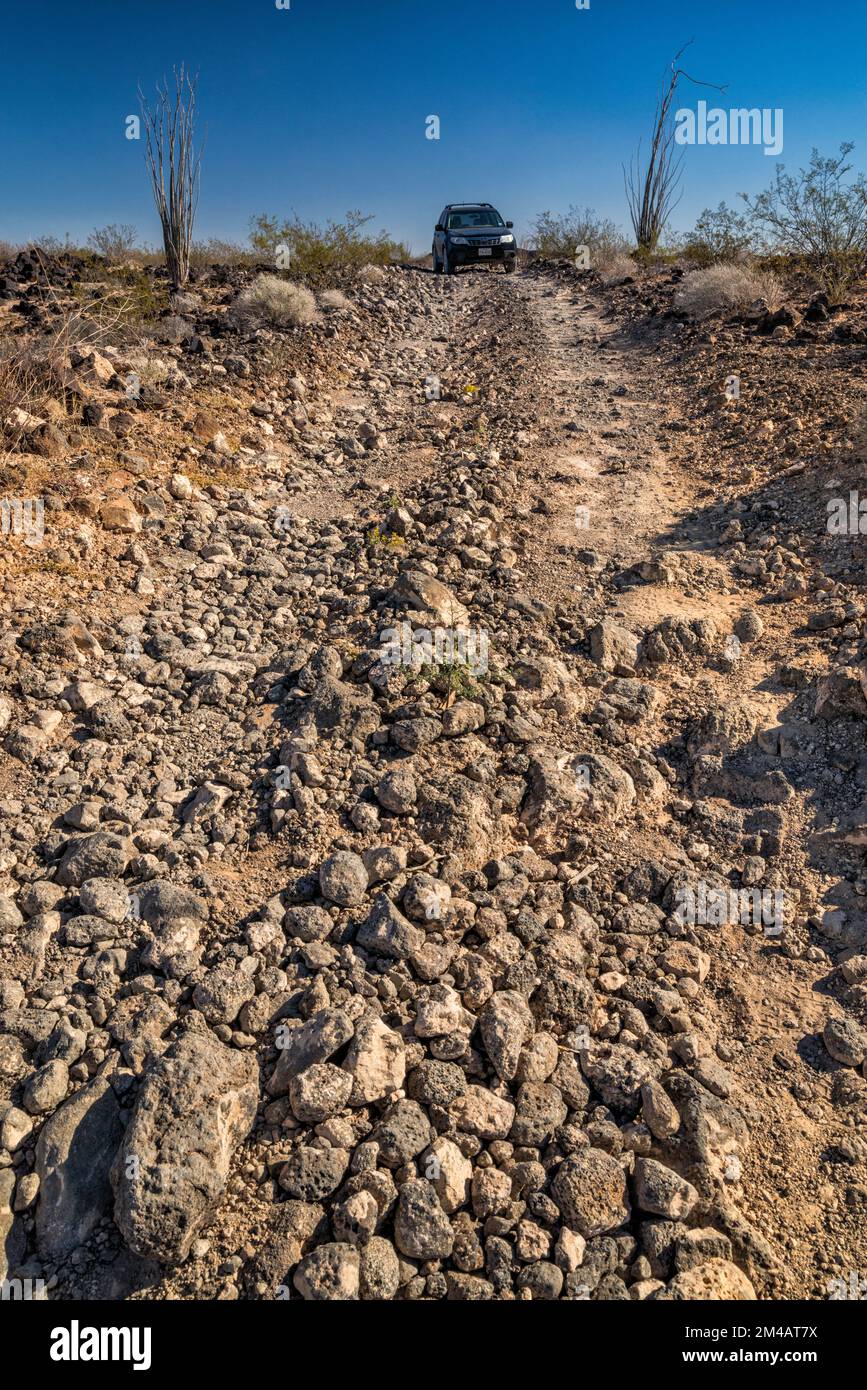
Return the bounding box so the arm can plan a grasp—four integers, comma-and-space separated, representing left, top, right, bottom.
446, 209, 505, 229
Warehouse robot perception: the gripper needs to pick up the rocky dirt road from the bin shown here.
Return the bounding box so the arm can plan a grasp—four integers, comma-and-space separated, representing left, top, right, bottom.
2, 255, 866, 1300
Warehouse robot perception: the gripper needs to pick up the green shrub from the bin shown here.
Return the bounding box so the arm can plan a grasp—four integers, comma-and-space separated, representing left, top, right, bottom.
105, 265, 169, 321
741, 144, 867, 300
683, 203, 753, 265
87, 224, 140, 261
189, 238, 259, 270
529, 207, 629, 265
248, 210, 408, 282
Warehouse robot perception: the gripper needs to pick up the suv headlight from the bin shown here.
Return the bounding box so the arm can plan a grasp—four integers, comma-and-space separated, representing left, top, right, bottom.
500, 234, 515, 244
450, 236, 469, 245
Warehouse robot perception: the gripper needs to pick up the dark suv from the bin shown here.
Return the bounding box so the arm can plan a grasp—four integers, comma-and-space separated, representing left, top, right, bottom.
432, 203, 517, 274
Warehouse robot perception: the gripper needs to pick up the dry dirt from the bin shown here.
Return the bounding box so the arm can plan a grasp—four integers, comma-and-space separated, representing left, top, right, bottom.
1, 251, 866, 1302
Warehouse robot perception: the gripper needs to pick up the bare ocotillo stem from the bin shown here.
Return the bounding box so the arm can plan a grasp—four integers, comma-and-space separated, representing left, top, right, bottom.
624, 42, 726, 254
139, 65, 203, 290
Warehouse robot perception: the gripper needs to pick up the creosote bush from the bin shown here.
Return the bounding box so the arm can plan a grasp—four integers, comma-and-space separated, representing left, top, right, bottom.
79, 264, 169, 326
231, 274, 318, 329
87, 224, 140, 262
249, 210, 407, 283
683, 203, 753, 265
741, 144, 867, 301
530, 207, 629, 264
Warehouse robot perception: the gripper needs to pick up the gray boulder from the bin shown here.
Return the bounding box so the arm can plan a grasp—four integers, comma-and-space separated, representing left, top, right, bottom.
35, 1069, 123, 1260
112, 1033, 258, 1263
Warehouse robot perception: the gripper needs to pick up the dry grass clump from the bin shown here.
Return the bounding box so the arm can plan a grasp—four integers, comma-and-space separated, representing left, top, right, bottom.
318, 288, 351, 312
674, 264, 782, 320
0, 267, 142, 450
597, 252, 638, 286
231, 274, 318, 329
0, 343, 52, 449
121, 350, 173, 386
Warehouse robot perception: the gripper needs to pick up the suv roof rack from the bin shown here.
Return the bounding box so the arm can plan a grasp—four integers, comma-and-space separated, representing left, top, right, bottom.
444, 202, 493, 209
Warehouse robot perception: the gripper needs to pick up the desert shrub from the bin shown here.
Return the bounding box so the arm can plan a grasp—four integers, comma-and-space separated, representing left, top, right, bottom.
741, 144, 867, 300
684, 203, 753, 265
0, 264, 148, 448
231, 274, 318, 329
154, 314, 196, 344
118, 245, 168, 268
26, 234, 76, 256
0, 240, 19, 263
87, 224, 139, 262
318, 288, 351, 312
530, 207, 629, 265
631, 237, 685, 270
188, 238, 258, 270
0, 320, 91, 451
248, 210, 407, 283
0, 341, 51, 449
674, 264, 782, 320
121, 349, 172, 386
652, 231, 687, 257
95, 265, 168, 323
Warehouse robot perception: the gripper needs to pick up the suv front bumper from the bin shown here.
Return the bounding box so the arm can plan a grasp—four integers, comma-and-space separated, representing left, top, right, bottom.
447, 241, 517, 267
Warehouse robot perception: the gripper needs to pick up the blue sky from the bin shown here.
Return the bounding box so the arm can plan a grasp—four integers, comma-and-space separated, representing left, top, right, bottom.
2, 0, 866, 254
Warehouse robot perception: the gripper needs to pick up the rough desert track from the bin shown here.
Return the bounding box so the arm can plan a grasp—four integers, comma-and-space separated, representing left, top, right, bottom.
1, 253, 866, 1302
515, 268, 867, 1299
439, 268, 867, 1301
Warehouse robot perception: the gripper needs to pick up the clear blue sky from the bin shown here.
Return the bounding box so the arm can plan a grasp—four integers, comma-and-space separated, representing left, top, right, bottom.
1, 0, 865, 254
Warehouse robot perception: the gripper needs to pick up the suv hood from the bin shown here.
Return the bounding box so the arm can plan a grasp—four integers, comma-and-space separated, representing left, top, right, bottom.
447, 224, 508, 236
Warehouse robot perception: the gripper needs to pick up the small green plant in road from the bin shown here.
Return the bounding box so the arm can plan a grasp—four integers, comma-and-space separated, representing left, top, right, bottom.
421, 660, 484, 699
365, 522, 404, 551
